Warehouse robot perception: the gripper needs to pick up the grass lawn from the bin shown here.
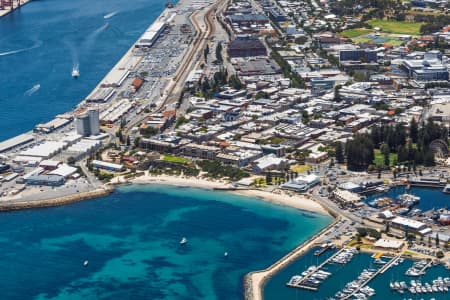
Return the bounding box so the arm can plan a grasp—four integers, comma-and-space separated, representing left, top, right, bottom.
352, 36, 373, 44
374, 149, 398, 167
340, 28, 372, 38
367, 19, 423, 35
163, 155, 191, 164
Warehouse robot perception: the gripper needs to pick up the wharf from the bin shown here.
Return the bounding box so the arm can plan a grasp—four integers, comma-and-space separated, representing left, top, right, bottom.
314, 244, 334, 256
286, 247, 347, 290
0, 0, 32, 18
341, 255, 402, 300
0, 188, 112, 211
417, 260, 434, 274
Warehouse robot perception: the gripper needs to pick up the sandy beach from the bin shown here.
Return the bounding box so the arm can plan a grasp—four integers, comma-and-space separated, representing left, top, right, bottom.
117, 172, 329, 215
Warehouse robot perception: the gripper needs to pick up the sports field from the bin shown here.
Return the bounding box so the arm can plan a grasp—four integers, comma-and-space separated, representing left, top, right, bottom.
366, 19, 423, 35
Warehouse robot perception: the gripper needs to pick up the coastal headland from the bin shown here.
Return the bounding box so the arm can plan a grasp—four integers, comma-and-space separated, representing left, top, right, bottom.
0, 187, 112, 211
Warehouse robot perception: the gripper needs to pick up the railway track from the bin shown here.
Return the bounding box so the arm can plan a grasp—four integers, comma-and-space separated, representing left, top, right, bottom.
124, 1, 221, 135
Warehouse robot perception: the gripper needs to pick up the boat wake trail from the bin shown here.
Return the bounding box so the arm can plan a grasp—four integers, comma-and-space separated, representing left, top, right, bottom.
83, 22, 110, 52
103, 11, 119, 19
94, 22, 110, 35
24, 84, 41, 96
0, 40, 43, 57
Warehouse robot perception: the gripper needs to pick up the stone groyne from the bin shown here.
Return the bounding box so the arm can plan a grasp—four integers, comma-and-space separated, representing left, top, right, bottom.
244, 201, 341, 300
0, 188, 113, 211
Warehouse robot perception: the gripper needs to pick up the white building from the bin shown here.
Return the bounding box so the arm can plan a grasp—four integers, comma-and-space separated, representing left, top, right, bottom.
390, 216, 430, 235
333, 189, 361, 205
252, 154, 288, 173
92, 160, 125, 172
281, 174, 320, 192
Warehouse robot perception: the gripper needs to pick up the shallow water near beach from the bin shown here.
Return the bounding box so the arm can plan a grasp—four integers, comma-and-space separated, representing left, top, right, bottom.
0, 185, 330, 299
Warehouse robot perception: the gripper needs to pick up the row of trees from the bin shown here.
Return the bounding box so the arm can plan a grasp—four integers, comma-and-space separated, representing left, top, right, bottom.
269, 50, 305, 88
196, 68, 243, 99
336, 119, 448, 170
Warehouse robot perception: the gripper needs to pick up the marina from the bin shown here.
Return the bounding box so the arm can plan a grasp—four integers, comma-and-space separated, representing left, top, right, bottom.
287, 247, 358, 290
265, 247, 450, 300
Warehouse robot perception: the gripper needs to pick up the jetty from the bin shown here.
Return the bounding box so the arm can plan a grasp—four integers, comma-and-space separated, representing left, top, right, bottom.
0, 0, 32, 18
340, 255, 401, 300
286, 247, 356, 291
0, 188, 112, 211
313, 243, 334, 256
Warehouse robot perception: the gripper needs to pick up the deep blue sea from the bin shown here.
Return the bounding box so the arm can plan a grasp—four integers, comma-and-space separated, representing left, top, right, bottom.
0, 0, 168, 140
264, 248, 450, 300
0, 185, 331, 299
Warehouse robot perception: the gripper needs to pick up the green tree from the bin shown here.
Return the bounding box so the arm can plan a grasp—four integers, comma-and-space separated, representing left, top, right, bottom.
216, 42, 223, 62
67, 156, 76, 165
134, 137, 141, 148
410, 118, 418, 143
424, 148, 435, 166
204, 44, 209, 62
381, 143, 390, 167
335, 141, 345, 164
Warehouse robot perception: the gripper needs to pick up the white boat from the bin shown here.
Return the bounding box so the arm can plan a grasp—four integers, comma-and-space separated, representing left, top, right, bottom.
180, 237, 187, 245
72, 64, 80, 78
374, 258, 387, 265
397, 193, 420, 204
224, 252, 228, 257
83, 260, 89, 267
103, 11, 118, 19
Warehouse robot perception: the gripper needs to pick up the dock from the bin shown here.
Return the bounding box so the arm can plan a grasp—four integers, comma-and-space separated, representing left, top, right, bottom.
314, 243, 335, 256
286, 247, 349, 290
0, 0, 32, 18
417, 260, 433, 274
341, 255, 402, 299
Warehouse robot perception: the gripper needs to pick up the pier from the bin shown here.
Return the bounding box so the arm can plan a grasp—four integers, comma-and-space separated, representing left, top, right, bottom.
244, 215, 341, 300
418, 260, 434, 274
341, 255, 402, 299
0, 0, 31, 18
286, 247, 352, 290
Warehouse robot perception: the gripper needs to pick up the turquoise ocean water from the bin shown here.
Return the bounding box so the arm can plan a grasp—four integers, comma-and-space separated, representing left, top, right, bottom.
0, 185, 331, 299
0, 0, 169, 140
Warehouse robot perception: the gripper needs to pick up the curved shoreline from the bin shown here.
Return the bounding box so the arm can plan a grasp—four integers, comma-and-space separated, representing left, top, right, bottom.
126, 173, 330, 215
0, 188, 112, 211
244, 204, 340, 300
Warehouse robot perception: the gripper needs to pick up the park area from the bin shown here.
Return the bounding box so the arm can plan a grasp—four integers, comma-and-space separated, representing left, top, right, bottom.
366, 19, 423, 35
339, 19, 424, 46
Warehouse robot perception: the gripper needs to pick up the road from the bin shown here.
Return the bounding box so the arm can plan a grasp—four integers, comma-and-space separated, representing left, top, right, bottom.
124, 0, 222, 136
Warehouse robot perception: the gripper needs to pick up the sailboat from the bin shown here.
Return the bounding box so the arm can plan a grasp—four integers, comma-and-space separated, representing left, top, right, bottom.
72, 64, 80, 78
180, 237, 187, 245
